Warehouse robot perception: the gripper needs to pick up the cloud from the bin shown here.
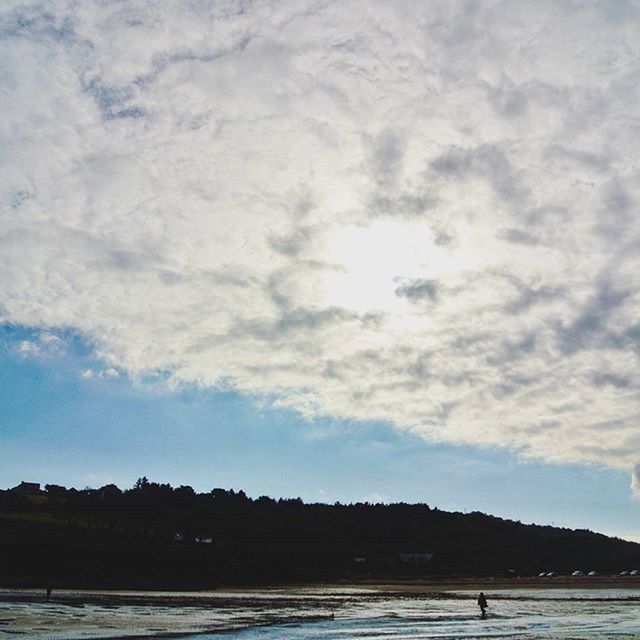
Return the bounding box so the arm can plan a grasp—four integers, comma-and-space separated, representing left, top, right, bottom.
632, 465, 640, 499
14, 332, 66, 359
82, 367, 120, 380
395, 279, 439, 303
2, 1, 640, 487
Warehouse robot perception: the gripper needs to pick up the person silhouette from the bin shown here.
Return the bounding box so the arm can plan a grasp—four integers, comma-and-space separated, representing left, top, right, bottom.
477, 592, 488, 618
46, 583, 52, 602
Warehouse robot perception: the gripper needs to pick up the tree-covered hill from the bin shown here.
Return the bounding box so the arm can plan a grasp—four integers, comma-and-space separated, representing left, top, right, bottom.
1, 478, 638, 588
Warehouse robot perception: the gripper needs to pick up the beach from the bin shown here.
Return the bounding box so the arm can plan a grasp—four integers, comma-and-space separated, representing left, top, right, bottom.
3, 578, 640, 639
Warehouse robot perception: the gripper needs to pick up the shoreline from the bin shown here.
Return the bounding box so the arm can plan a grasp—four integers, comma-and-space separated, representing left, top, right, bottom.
3, 575, 640, 605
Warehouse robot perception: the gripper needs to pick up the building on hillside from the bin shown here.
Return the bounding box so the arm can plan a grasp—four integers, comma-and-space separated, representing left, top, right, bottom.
11, 481, 41, 495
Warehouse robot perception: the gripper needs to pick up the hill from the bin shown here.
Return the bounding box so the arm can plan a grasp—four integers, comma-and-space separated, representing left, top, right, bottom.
1, 478, 638, 588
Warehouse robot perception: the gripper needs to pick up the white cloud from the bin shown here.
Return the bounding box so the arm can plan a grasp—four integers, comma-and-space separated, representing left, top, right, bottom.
16, 340, 41, 358
631, 465, 640, 499
2, 1, 640, 484
81, 367, 120, 380
14, 332, 65, 358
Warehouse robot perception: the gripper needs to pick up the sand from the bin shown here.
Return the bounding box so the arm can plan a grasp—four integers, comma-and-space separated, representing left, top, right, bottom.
2, 577, 640, 639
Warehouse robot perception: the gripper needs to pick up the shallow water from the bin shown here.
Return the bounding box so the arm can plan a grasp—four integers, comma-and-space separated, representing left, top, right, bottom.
2, 588, 640, 639
176, 589, 640, 640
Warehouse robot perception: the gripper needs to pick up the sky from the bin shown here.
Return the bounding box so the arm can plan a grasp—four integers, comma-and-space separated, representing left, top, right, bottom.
1, 0, 640, 540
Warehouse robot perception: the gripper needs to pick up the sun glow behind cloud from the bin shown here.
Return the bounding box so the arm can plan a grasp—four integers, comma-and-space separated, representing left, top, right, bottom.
316, 221, 446, 314
2, 0, 640, 491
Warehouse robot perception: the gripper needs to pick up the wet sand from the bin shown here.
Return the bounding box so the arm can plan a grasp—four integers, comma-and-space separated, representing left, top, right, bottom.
0, 590, 338, 639
4, 574, 640, 603
2, 577, 640, 639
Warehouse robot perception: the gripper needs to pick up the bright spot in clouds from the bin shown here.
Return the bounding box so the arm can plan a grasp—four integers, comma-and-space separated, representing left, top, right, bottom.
2, 1, 640, 491
319, 220, 447, 313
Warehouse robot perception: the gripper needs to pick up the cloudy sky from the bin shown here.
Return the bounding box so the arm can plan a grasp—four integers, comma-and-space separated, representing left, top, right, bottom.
2, 0, 640, 539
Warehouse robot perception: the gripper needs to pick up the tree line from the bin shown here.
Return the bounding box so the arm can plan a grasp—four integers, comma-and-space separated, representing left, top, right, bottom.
1, 478, 639, 588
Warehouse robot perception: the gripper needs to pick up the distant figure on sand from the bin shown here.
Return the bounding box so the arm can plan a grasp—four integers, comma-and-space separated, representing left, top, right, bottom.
477, 592, 488, 618
46, 583, 52, 602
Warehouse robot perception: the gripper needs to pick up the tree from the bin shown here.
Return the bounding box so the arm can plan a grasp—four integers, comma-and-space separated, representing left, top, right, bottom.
134, 476, 150, 490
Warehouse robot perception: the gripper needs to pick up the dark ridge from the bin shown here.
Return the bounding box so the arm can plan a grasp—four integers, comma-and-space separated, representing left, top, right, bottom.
1, 478, 639, 589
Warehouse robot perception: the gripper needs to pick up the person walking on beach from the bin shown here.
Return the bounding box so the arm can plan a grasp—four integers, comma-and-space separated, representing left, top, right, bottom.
46, 582, 52, 602
477, 592, 488, 619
